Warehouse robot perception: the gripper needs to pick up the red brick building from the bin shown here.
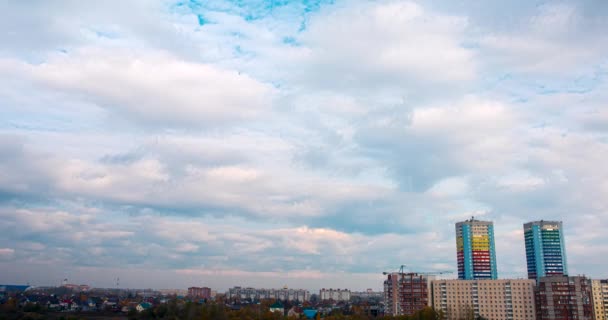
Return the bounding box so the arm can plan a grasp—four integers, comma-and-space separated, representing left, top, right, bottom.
384, 272, 431, 316
188, 286, 211, 299
536, 275, 594, 320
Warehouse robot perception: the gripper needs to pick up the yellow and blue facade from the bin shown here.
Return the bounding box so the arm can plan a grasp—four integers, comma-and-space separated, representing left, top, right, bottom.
455, 218, 498, 280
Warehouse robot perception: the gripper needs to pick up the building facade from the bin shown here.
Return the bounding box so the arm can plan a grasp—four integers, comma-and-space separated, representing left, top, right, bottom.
384, 272, 432, 316
455, 218, 498, 280
432, 279, 536, 320
188, 287, 211, 299
536, 275, 593, 320
351, 289, 383, 300
592, 279, 608, 320
524, 221, 568, 281
227, 287, 309, 302
319, 288, 351, 302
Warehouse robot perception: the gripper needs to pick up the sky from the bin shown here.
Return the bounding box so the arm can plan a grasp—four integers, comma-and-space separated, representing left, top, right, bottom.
1, 0, 607, 292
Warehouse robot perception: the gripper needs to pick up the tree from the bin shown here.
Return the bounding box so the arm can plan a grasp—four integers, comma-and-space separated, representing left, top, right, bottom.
457, 305, 475, 320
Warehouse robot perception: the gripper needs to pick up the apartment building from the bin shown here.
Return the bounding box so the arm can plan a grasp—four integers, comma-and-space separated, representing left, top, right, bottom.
432, 279, 536, 320
592, 279, 608, 320
227, 286, 309, 302
456, 218, 498, 280
187, 286, 211, 299
536, 275, 593, 320
351, 289, 383, 300
384, 272, 433, 316
524, 220, 568, 281
319, 288, 351, 302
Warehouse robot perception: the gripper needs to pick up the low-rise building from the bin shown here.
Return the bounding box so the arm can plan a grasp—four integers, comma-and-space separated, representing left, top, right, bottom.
432, 279, 536, 320
136, 302, 152, 312
269, 301, 284, 314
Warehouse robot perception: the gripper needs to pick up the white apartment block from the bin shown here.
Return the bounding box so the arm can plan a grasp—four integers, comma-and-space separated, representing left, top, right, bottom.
593, 279, 608, 320
319, 288, 351, 302
432, 279, 536, 320
227, 287, 309, 302
351, 289, 383, 300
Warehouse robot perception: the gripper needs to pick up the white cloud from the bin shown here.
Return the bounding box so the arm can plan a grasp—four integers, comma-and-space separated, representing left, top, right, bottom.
411, 96, 515, 139
495, 173, 545, 191
0, 248, 15, 259
293, 1, 475, 94
1, 48, 275, 128
479, 3, 608, 74
175, 243, 200, 253
2, 0, 608, 289
427, 177, 470, 197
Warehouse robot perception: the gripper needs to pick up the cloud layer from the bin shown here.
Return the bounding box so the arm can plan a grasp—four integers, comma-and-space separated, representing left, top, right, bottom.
1, 0, 607, 290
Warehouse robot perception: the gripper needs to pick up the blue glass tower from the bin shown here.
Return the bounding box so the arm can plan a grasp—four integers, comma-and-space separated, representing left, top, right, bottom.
524, 220, 568, 281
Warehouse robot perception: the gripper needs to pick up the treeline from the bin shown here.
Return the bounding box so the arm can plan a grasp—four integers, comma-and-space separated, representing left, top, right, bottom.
1, 298, 487, 320
131, 302, 445, 320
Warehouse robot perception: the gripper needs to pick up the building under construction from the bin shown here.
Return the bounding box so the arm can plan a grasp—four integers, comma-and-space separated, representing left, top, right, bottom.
383, 271, 434, 316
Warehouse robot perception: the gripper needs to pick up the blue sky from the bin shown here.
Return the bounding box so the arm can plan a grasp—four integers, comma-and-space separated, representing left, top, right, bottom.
1, 0, 607, 291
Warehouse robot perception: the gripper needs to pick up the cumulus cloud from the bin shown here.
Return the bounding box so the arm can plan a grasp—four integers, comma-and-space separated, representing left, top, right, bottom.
0, 248, 15, 260
1, 0, 608, 289
1, 49, 275, 128
479, 3, 608, 74
291, 1, 476, 98
354, 96, 520, 191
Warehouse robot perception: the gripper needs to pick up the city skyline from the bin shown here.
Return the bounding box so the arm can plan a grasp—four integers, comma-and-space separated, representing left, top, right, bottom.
0, 217, 590, 291
1, 0, 608, 291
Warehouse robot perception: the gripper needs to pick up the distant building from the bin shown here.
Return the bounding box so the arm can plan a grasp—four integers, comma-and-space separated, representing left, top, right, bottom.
319, 288, 350, 302
455, 217, 498, 280
432, 279, 536, 320
227, 287, 309, 302
0, 285, 31, 293
158, 289, 188, 296
188, 287, 211, 299
351, 289, 383, 300
384, 272, 432, 316
524, 220, 568, 281
536, 275, 593, 320
61, 283, 90, 292
592, 279, 608, 320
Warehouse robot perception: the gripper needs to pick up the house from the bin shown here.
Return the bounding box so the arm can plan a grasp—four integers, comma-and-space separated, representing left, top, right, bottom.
303, 309, 318, 319
136, 302, 153, 312
269, 301, 284, 314
287, 306, 302, 318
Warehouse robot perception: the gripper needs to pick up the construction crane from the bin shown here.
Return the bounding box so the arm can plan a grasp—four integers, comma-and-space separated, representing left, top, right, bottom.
382, 265, 453, 316
382, 265, 453, 276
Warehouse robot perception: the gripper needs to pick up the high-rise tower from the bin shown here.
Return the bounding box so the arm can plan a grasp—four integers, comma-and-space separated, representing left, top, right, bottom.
455, 217, 498, 280
524, 220, 568, 281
